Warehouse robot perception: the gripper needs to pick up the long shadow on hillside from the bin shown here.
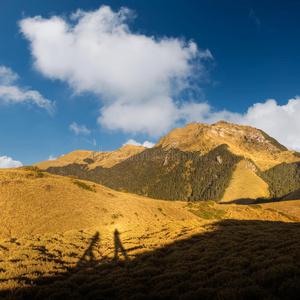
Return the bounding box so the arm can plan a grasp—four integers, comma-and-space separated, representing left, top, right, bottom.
2, 220, 300, 299
219, 198, 258, 205
220, 197, 300, 205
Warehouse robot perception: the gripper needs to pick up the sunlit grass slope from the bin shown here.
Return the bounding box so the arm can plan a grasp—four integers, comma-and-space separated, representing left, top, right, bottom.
1, 167, 299, 299
0, 168, 197, 239
1, 167, 297, 239
221, 160, 269, 203
261, 200, 300, 220
35, 145, 146, 170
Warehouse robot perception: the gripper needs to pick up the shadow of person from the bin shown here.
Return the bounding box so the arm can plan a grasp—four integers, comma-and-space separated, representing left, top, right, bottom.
76, 231, 100, 268
114, 229, 129, 261
1, 220, 300, 299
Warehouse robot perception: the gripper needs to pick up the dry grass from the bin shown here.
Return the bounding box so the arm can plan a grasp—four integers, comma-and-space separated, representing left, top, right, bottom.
2, 168, 296, 240
261, 200, 300, 220
35, 145, 146, 170
0, 220, 299, 299
0, 168, 198, 239
221, 160, 269, 203
0, 168, 299, 299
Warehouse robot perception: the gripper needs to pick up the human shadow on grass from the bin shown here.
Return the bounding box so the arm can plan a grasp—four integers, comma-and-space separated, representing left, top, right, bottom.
2, 220, 300, 300
76, 231, 100, 268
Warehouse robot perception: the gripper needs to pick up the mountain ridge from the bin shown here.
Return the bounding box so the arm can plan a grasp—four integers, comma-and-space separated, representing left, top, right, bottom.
35, 122, 300, 203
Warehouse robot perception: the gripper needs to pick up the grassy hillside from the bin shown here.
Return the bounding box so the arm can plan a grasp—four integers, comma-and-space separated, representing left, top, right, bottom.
0, 168, 299, 299
3, 166, 293, 240
1, 220, 299, 299
0, 167, 198, 239
37, 122, 300, 204
283, 189, 300, 201
221, 160, 269, 203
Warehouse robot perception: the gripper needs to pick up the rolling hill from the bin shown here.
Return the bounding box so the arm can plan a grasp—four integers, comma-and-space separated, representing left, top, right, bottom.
36, 121, 300, 203
0, 167, 299, 299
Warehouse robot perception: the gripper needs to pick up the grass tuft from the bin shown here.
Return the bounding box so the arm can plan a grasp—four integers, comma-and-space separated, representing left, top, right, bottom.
72, 180, 96, 192
189, 201, 227, 220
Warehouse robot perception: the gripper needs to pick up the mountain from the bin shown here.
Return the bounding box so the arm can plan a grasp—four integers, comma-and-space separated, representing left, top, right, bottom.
36, 121, 300, 203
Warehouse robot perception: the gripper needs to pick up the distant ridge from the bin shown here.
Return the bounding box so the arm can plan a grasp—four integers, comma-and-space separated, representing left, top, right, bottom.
36, 144, 146, 170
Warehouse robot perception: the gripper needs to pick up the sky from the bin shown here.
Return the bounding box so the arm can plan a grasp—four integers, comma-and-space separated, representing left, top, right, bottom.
1, 0, 300, 167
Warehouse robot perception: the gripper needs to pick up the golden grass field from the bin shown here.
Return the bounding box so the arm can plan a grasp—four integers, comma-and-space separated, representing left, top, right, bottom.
0, 167, 300, 299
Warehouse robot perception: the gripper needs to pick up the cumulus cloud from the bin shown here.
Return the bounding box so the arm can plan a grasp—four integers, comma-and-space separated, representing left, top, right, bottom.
19, 6, 300, 151
20, 5, 212, 136
123, 139, 155, 148
239, 97, 300, 151
0, 156, 23, 168
0, 66, 55, 114
69, 122, 91, 135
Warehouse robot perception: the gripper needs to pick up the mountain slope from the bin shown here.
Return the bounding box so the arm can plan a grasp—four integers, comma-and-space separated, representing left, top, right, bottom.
220, 160, 270, 203
156, 121, 298, 171
0, 167, 197, 239
283, 188, 300, 201
44, 144, 242, 202
36, 122, 300, 203
36, 145, 146, 170
1, 167, 297, 240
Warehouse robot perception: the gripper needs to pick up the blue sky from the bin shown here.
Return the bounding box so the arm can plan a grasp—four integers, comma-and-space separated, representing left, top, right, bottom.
1, 0, 300, 167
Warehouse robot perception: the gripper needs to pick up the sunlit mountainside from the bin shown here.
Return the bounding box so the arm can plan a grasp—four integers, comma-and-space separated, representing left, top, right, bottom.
0, 165, 300, 299
0, 122, 299, 299
2, 1, 300, 298
37, 121, 300, 204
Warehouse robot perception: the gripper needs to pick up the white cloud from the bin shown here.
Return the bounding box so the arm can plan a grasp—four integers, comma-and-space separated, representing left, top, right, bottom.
48, 154, 57, 161
69, 122, 91, 135
19, 6, 300, 151
0, 156, 23, 168
0, 66, 55, 114
20, 6, 212, 136
0, 66, 18, 85
239, 97, 300, 152
99, 96, 179, 136
123, 139, 155, 148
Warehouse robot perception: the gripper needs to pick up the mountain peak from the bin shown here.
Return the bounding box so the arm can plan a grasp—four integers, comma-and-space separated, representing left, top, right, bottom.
156, 122, 296, 171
